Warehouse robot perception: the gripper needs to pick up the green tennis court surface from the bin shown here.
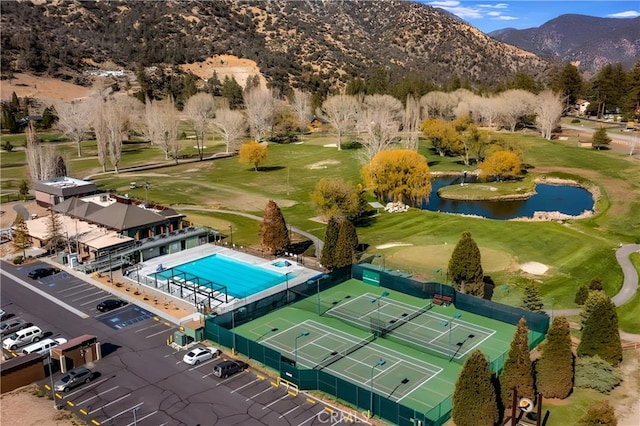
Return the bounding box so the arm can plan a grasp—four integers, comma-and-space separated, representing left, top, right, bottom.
234, 279, 516, 414
325, 293, 495, 362
261, 320, 444, 408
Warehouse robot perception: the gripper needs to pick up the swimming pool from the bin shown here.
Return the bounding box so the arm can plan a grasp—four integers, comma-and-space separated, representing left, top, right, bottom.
155, 253, 293, 299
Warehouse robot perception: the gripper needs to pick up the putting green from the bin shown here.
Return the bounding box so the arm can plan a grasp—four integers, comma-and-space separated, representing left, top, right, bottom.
387, 245, 515, 273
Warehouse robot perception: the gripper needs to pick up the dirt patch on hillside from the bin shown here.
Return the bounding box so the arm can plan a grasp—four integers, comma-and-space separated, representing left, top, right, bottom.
0, 73, 93, 102
181, 55, 267, 90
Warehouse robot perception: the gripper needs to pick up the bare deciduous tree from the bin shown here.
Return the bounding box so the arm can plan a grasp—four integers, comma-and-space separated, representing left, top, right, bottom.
102, 97, 130, 173
319, 94, 359, 150
403, 95, 421, 151
420, 91, 455, 120
53, 100, 92, 157
497, 90, 537, 132
25, 122, 59, 181
535, 90, 564, 140
144, 97, 180, 163
244, 87, 276, 142
88, 97, 110, 173
356, 94, 403, 161
468, 95, 501, 128
184, 92, 216, 160
290, 89, 313, 131
212, 107, 247, 153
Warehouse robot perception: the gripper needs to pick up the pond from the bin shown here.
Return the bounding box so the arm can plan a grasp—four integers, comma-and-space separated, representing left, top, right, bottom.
421, 176, 594, 220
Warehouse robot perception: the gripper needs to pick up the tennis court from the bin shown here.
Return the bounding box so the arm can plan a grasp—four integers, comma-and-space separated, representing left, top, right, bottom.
260, 320, 447, 408
325, 293, 495, 362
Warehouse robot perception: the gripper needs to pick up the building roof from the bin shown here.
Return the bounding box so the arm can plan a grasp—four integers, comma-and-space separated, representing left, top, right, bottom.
85, 202, 169, 231
33, 176, 97, 197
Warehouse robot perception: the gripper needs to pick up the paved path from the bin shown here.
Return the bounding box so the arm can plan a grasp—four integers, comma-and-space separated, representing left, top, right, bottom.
550, 244, 640, 342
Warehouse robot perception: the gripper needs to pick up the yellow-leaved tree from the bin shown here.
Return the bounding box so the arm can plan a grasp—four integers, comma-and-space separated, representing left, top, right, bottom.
239, 141, 268, 171
361, 149, 431, 206
478, 150, 522, 180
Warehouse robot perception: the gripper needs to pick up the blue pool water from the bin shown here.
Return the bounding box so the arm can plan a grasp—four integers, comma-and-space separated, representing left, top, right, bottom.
156, 254, 290, 299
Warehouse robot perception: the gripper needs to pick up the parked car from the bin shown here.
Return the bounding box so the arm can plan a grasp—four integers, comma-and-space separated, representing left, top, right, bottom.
21, 337, 67, 356
0, 318, 32, 337
2, 325, 43, 350
212, 359, 248, 378
27, 267, 59, 279
54, 367, 94, 392
0, 309, 8, 321
183, 346, 221, 365
96, 299, 127, 312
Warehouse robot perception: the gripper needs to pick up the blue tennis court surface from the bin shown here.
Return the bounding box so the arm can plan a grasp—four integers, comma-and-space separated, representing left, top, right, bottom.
97, 305, 153, 329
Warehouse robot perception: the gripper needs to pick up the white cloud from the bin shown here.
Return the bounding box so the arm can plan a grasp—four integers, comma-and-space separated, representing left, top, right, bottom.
607, 10, 640, 18
494, 15, 518, 21
428, 1, 484, 19
478, 3, 509, 9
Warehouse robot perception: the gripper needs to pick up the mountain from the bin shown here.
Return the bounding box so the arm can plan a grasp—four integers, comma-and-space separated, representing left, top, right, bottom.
489, 14, 640, 77
0, 0, 551, 92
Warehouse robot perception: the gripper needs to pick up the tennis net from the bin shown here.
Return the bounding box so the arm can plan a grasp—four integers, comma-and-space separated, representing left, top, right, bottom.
382, 303, 433, 336
315, 333, 376, 370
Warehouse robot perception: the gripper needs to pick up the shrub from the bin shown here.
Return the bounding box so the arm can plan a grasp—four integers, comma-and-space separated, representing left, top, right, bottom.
2, 141, 14, 152
12, 255, 24, 264
574, 356, 622, 393
574, 285, 589, 305
571, 118, 581, 123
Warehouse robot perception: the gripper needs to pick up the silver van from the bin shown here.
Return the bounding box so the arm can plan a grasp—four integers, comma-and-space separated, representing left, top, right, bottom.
2, 325, 43, 350
21, 337, 67, 356
212, 359, 248, 378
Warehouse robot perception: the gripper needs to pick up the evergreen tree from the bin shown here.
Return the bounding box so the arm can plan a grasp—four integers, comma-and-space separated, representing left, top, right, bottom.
577, 292, 622, 366
18, 179, 30, 201
258, 200, 290, 255
574, 286, 589, 305
448, 232, 484, 296
520, 282, 544, 312
41, 106, 56, 129
45, 209, 64, 254
222, 76, 244, 110
333, 218, 358, 268
588, 277, 603, 291
575, 356, 622, 394
591, 126, 611, 150
500, 317, 535, 407
1, 104, 18, 133
576, 401, 617, 426
535, 316, 573, 399
452, 350, 499, 426
320, 216, 340, 270
12, 214, 31, 258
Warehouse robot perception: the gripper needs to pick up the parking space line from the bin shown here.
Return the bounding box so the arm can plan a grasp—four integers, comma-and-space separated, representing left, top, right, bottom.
145, 329, 173, 338
246, 386, 273, 401
188, 359, 218, 371
76, 386, 120, 405
69, 287, 103, 298
297, 414, 317, 426
125, 410, 158, 426
72, 290, 105, 302
262, 393, 289, 409
201, 371, 215, 379
134, 323, 166, 333
61, 376, 114, 399
57, 283, 89, 293
100, 402, 143, 423
279, 404, 301, 418
88, 393, 131, 415
81, 296, 110, 306
230, 378, 260, 393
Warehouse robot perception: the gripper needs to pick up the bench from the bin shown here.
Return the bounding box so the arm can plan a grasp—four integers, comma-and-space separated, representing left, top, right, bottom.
433, 294, 453, 307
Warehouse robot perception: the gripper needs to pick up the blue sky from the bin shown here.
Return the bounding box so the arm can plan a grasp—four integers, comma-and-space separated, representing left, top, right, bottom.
421, 1, 640, 33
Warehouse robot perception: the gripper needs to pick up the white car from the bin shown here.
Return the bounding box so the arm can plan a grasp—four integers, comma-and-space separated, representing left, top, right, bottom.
183, 346, 220, 365
22, 337, 67, 356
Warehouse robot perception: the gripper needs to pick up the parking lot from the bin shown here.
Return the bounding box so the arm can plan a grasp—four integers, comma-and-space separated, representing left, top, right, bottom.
1, 262, 364, 425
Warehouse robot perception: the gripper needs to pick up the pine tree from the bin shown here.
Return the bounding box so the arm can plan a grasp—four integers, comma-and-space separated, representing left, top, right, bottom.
452, 350, 499, 426
520, 282, 544, 312
588, 277, 603, 291
259, 200, 290, 255
500, 317, 535, 407
45, 209, 64, 254
574, 286, 589, 305
448, 232, 484, 296
577, 292, 622, 366
591, 126, 611, 150
535, 316, 573, 399
320, 217, 340, 270
18, 179, 29, 201
334, 218, 358, 268
12, 215, 31, 258
576, 401, 617, 426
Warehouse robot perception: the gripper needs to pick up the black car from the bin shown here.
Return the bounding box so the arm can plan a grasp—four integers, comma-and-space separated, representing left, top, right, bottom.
27, 267, 59, 279
96, 299, 127, 312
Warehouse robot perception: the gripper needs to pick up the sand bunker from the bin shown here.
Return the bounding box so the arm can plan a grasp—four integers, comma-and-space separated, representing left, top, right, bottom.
376, 242, 413, 249
520, 262, 549, 275
306, 160, 340, 170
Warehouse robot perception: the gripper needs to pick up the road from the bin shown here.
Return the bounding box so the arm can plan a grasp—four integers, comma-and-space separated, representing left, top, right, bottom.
0, 262, 362, 425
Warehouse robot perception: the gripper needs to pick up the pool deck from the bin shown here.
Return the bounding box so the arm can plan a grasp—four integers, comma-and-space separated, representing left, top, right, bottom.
125, 244, 321, 315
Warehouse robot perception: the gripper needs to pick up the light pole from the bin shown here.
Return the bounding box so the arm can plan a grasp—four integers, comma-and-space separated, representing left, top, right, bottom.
370, 358, 386, 418
228, 225, 233, 247
449, 312, 462, 359
132, 406, 140, 425
294, 331, 310, 366
371, 291, 390, 336
307, 274, 329, 316
285, 271, 292, 304
231, 307, 246, 354
48, 349, 56, 409
375, 253, 385, 271
143, 181, 150, 207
